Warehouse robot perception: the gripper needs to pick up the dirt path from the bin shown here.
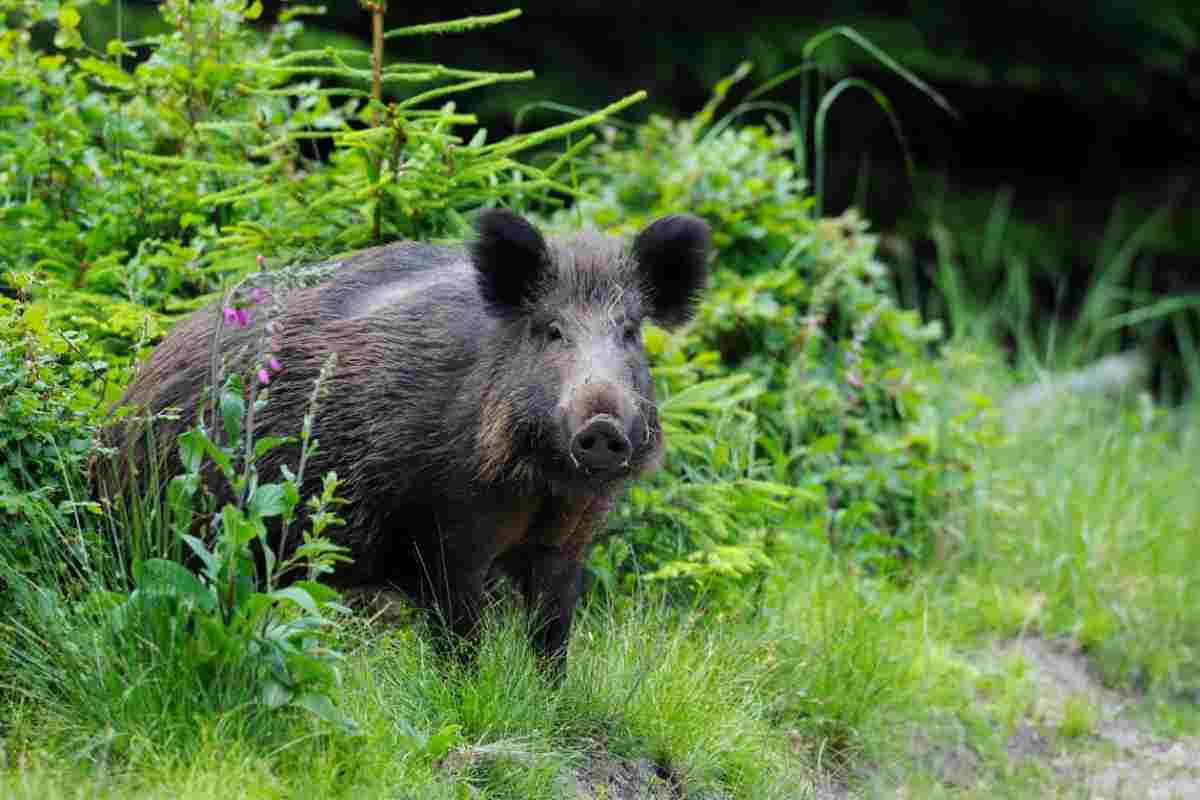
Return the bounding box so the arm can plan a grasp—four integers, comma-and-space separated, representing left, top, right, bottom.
866, 638, 1200, 798
1009, 638, 1200, 799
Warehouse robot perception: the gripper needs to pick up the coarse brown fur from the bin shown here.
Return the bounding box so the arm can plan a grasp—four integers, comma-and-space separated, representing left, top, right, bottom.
97, 210, 711, 668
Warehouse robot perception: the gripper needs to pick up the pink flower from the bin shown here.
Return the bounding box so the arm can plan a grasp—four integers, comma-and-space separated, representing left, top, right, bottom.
256, 254, 265, 268
223, 306, 239, 326
251, 287, 266, 304
268, 356, 282, 373
257, 368, 270, 384
235, 308, 251, 327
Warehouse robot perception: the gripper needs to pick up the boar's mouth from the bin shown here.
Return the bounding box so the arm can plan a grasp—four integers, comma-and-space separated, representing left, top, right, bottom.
568, 413, 632, 475
538, 408, 660, 491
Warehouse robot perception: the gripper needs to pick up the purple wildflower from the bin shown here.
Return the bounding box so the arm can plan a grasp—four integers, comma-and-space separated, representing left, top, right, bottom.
251, 287, 266, 304
234, 308, 251, 328
257, 368, 270, 385
222, 306, 239, 326
268, 356, 282, 373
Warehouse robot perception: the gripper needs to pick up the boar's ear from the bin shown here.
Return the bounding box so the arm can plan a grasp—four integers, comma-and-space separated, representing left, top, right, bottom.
632, 214, 711, 329
472, 208, 551, 313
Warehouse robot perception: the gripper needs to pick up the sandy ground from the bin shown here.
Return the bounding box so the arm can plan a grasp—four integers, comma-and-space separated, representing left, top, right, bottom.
871, 638, 1200, 799
1009, 638, 1199, 800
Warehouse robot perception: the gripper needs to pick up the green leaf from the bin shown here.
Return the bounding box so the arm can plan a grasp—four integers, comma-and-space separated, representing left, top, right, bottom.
183, 534, 221, 579
238, 593, 273, 622
134, 558, 216, 613
291, 580, 342, 605
53, 26, 83, 50
167, 473, 198, 533
81, 589, 126, 617
78, 57, 134, 90
642, 324, 669, 357
220, 380, 245, 446
261, 680, 291, 708
249, 483, 291, 518
176, 428, 206, 474
423, 724, 464, 761
57, 7, 81, 29
21, 304, 48, 337
254, 435, 293, 459
221, 504, 249, 543
293, 693, 358, 732
105, 39, 134, 57
268, 586, 320, 616
179, 212, 204, 230
243, 0, 263, 20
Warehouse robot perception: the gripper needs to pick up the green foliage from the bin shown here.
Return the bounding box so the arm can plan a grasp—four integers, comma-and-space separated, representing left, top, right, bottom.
2, 351, 357, 751
133, 367, 353, 727
1, 0, 637, 391
0, 0, 654, 757
891, 184, 1200, 400
570, 88, 999, 593
763, 574, 917, 764
4, 2, 1198, 797
0, 275, 103, 565
1058, 693, 1097, 741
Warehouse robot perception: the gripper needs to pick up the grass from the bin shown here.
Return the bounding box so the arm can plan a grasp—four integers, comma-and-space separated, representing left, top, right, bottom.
950, 399, 1200, 694
890, 182, 1200, 401
4, 205, 1198, 795
3, 397, 1200, 796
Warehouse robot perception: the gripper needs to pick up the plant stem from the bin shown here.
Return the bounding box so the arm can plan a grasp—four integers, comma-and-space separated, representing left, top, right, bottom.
370, 1, 386, 242
371, 5, 385, 128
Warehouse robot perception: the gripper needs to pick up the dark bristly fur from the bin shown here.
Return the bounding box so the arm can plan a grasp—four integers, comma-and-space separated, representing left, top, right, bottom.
98, 210, 711, 668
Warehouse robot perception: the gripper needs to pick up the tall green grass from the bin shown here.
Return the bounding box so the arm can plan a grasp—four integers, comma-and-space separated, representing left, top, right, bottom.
893, 186, 1200, 398
951, 401, 1200, 694
5, 397, 1198, 796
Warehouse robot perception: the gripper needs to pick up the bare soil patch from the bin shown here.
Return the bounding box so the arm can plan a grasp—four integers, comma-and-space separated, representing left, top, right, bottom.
1007, 638, 1200, 799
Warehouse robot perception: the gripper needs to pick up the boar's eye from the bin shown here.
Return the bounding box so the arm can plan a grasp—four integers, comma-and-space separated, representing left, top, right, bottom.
545, 321, 566, 343
622, 320, 640, 343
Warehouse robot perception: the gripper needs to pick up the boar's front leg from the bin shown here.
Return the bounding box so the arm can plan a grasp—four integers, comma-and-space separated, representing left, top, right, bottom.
409, 495, 544, 660
502, 493, 614, 676
524, 546, 584, 660
407, 537, 491, 661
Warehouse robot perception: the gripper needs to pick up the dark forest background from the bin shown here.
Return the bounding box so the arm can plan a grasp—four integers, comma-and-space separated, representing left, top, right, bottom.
88, 1, 1200, 393
293, 4, 1200, 240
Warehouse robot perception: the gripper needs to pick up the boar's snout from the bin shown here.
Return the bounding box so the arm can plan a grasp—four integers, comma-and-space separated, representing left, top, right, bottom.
571, 414, 631, 473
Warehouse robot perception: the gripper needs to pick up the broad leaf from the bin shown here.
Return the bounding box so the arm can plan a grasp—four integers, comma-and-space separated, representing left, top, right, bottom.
293, 693, 358, 733
134, 558, 216, 613
249, 483, 292, 518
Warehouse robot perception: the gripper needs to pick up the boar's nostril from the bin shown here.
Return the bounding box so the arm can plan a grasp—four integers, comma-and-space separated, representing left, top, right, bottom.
571, 415, 631, 473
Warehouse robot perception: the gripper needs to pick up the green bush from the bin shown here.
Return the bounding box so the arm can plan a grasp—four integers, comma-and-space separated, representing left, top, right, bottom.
0, 275, 103, 568
0, 0, 646, 744
1, 0, 639, 397
2, 361, 359, 753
